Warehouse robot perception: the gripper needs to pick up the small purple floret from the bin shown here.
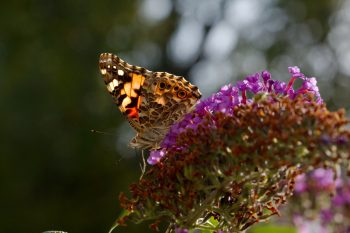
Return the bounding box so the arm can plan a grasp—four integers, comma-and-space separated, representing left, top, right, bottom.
245, 73, 260, 83
273, 80, 287, 94
147, 149, 166, 165
288, 66, 304, 78
237, 80, 248, 91
262, 70, 271, 82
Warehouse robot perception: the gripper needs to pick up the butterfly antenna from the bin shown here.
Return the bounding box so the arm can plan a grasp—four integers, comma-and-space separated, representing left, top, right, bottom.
139, 150, 147, 180
90, 129, 113, 136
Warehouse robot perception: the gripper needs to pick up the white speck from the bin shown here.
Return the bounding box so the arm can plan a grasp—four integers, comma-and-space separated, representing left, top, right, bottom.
118, 70, 124, 76
113, 65, 117, 69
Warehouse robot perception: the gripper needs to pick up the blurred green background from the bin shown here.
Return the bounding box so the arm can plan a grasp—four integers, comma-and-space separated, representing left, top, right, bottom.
1, 0, 349, 233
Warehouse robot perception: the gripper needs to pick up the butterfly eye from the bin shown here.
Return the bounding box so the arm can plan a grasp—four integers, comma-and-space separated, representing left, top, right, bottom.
177, 90, 187, 99
159, 82, 166, 90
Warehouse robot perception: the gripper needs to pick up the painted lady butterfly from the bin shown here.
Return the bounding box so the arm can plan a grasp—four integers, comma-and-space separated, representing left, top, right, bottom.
99, 53, 201, 150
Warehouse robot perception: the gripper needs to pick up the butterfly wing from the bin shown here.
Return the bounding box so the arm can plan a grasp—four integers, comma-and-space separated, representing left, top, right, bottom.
99, 53, 201, 149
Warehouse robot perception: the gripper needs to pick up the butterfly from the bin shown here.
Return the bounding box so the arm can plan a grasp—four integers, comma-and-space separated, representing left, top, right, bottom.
98, 53, 201, 150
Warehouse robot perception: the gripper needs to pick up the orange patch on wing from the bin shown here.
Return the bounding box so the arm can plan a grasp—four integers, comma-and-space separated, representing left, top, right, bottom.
123, 82, 138, 98
155, 96, 166, 105
124, 82, 132, 96
131, 90, 138, 98
137, 96, 142, 108
155, 86, 164, 95
132, 73, 145, 90
124, 73, 145, 98
127, 107, 139, 119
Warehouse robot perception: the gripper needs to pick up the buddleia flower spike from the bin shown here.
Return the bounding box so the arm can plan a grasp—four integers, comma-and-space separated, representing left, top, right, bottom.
112, 67, 349, 233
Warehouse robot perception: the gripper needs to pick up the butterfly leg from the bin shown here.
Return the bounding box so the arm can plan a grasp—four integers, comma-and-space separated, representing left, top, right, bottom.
139, 150, 147, 180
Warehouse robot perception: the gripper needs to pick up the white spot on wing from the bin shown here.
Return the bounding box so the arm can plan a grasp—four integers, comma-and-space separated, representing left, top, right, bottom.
106, 79, 119, 93
107, 84, 113, 92
118, 70, 124, 76
100, 69, 107, 75
113, 79, 119, 87
122, 96, 132, 108
107, 82, 114, 92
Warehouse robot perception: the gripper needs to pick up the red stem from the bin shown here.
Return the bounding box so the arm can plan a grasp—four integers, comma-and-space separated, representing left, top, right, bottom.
241, 90, 247, 104
285, 77, 297, 92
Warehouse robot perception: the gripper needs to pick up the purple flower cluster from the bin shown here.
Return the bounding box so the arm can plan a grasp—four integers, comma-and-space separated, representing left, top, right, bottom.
148, 67, 323, 165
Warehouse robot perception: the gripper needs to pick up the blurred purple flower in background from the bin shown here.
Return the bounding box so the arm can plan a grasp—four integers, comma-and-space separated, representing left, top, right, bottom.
289, 168, 350, 233
332, 179, 350, 206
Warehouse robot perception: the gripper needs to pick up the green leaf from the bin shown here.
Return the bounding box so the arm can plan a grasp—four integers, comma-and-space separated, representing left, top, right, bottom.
249, 225, 297, 233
